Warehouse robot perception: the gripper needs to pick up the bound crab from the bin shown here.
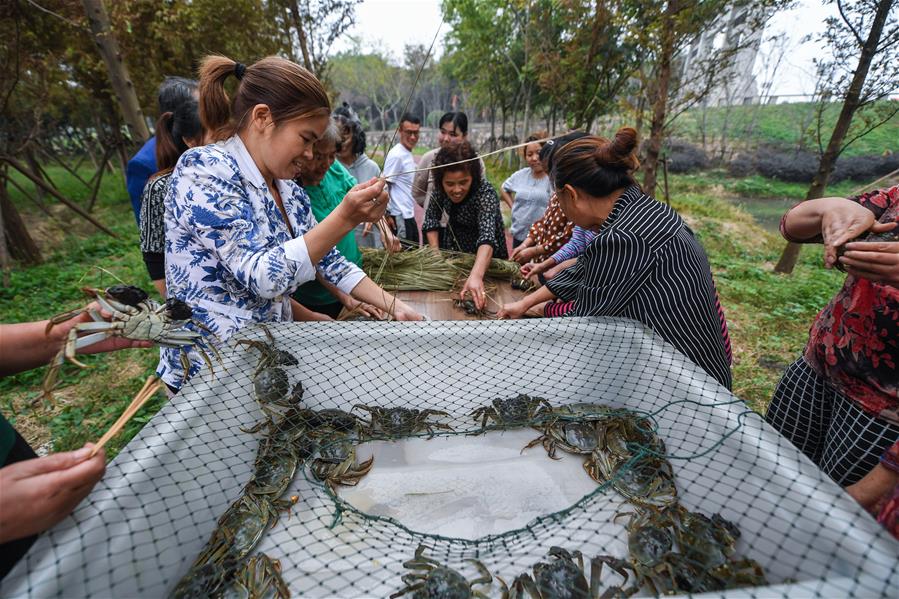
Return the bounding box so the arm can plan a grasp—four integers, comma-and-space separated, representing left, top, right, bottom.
42, 285, 220, 400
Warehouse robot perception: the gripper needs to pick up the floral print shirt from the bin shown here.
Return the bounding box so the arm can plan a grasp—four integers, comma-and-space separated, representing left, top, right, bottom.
783, 185, 899, 426
159, 135, 364, 389
527, 193, 574, 258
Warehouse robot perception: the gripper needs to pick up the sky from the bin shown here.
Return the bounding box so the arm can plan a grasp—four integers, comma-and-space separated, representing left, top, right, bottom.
336, 0, 842, 100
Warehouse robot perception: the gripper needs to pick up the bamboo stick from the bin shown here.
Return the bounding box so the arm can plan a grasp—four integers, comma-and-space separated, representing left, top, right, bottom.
90, 376, 162, 457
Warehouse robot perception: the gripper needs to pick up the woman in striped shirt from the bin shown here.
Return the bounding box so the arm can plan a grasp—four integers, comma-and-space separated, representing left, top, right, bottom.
498, 128, 732, 389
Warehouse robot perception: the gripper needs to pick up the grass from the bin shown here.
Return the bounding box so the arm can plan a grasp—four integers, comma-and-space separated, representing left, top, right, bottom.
666, 174, 844, 410
1, 163, 165, 458
0, 156, 855, 457
672, 100, 899, 156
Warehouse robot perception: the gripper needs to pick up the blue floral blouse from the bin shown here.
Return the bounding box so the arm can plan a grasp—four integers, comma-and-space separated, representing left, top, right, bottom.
159, 135, 364, 389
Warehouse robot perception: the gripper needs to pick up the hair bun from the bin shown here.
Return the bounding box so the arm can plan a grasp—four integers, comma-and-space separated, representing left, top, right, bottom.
611, 127, 638, 158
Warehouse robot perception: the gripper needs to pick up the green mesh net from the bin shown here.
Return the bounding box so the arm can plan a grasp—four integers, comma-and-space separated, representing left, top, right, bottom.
2, 318, 897, 598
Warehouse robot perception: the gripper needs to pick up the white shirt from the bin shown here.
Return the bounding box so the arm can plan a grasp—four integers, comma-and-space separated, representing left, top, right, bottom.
383, 143, 417, 219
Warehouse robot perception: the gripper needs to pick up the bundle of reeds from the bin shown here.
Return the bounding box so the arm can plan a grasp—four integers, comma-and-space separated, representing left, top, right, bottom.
360, 247, 459, 291
361, 247, 532, 292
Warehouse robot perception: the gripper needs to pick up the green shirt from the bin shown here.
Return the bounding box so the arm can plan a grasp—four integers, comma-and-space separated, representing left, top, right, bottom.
293, 161, 363, 306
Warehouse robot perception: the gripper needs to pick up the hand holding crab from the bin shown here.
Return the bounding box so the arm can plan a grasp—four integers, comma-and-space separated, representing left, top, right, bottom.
41, 285, 220, 400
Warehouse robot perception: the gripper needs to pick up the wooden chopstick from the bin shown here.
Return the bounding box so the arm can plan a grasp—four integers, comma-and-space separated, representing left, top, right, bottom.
90, 375, 162, 457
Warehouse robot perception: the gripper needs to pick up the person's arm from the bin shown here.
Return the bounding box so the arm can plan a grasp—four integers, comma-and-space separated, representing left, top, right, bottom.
521, 256, 558, 279
550, 226, 593, 264
0, 444, 106, 544
461, 244, 494, 310
171, 152, 384, 300
781, 196, 892, 269
421, 187, 443, 236
500, 170, 518, 210
500, 189, 515, 210
497, 285, 557, 319
341, 277, 422, 321
846, 441, 899, 512
316, 274, 386, 319
289, 298, 333, 321
426, 230, 440, 250
510, 236, 535, 262
411, 153, 432, 207
0, 312, 152, 377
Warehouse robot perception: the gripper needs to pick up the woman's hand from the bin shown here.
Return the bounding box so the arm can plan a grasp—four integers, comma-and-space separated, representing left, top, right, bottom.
845, 463, 899, 513
497, 299, 527, 320
337, 177, 388, 225
513, 245, 543, 265
461, 275, 487, 310
521, 258, 554, 279
840, 226, 899, 287
392, 301, 424, 321
510, 237, 534, 262
0, 445, 106, 543
818, 201, 880, 268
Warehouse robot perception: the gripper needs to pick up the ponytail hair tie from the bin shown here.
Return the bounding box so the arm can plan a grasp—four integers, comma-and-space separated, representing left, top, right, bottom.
234, 62, 247, 80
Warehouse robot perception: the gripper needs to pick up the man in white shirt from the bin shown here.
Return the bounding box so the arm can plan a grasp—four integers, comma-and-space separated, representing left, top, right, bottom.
383, 114, 421, 245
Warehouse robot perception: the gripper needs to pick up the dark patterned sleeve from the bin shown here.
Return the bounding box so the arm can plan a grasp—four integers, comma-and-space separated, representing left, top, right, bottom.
476, 185, 502, 249
855, 185, 899, 220
422, 188, 443, 233
883, 441, 899, 475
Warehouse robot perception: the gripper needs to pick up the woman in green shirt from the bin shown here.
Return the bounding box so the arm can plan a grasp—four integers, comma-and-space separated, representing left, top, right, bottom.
293, 120, 386, 319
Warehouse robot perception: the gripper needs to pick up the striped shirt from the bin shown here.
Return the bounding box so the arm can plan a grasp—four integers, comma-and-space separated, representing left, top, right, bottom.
551, 226, 598, 264
545, 185, 732, 389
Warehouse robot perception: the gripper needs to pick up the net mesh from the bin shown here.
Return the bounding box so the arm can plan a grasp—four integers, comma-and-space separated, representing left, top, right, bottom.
2, 318, 897, 598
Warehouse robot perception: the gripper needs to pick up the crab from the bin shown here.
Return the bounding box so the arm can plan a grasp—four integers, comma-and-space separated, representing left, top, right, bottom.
615, 507, 766, 595
193, 493, 296, 567
586, 452, 678, 508
353, 405, 452, 439
390, 544, 497, 599
310, 437, 374, 489
41, 285, 219, 400
237, 324, 299, 377
507, 546, 631, 599
470, 394, 552, 431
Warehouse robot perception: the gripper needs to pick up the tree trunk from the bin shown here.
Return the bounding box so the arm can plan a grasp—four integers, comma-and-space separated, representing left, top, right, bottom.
642, 0, 678, 197
288, 2, 313, 72
23, 146, 47, 203
81, 0, 149, 144
774, 0, 894, 274
0, 173, 42, 265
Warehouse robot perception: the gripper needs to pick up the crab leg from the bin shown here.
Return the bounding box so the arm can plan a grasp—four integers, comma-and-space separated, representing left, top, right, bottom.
71, 332, 113, 352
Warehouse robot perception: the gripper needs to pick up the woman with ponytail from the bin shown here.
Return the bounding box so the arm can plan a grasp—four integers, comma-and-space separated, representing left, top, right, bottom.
498, 128, 733, 389
160, 55, 421, 391
139, 98, 204, 296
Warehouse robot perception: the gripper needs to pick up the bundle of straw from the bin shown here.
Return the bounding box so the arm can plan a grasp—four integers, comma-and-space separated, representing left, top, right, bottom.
361, 247, 459, 291
362, 247, 530, 292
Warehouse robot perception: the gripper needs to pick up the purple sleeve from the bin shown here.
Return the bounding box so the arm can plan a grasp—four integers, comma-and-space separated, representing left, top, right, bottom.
550, 226, 596, 263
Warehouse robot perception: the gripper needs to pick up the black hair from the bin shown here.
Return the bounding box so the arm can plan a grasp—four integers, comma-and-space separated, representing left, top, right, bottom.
433, 141, 482, 198
399, 113, 421, 126
539, 130, 589, 175
333, 112, 366, 156
157, 76, 198, 115
552, 128, 640, 199
438, 112, 469, 136
155, 98, 203, 172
